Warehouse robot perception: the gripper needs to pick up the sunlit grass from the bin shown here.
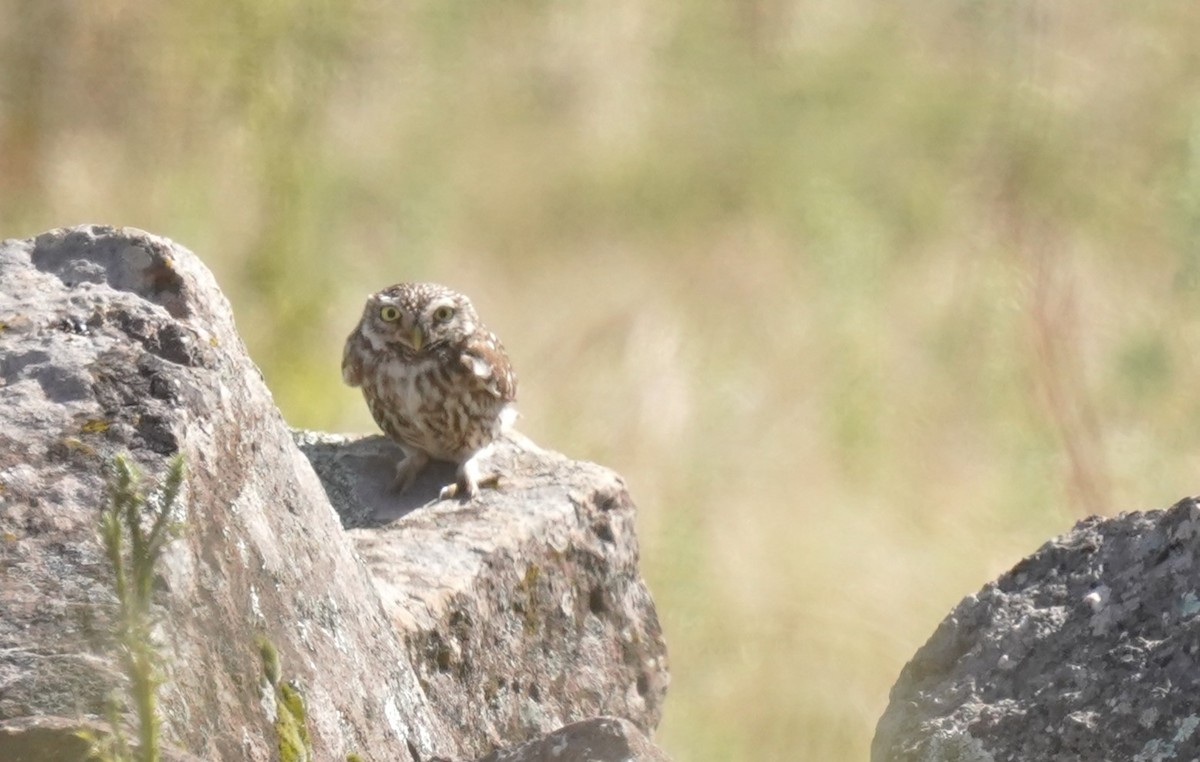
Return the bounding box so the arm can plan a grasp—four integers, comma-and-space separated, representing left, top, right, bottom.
6, 2, 1200, 759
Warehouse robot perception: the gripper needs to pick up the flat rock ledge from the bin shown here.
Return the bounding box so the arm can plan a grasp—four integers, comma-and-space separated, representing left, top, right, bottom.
874, 497, 1200, 762
297, 431, 669, 761
0, 225, 670, 762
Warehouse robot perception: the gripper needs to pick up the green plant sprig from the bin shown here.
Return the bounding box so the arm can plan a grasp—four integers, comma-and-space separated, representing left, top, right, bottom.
86, 453, 186, 762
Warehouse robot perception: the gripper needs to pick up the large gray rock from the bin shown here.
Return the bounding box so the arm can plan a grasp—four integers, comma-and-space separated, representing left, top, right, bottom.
0, 225, 670, 762
873, 496, 1200, 762
0, 225, 456, 760
297, 432, 670, 760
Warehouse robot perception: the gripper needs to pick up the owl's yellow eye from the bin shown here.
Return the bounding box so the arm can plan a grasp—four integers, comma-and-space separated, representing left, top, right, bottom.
432, 306, 455, 323
379, 305, 401, 322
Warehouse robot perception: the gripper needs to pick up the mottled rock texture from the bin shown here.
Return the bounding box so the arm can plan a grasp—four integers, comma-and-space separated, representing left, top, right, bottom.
874, 497, 1200, 762
0, 225, 456, 761
298, 432, 669, 760
0, 225, 670, 762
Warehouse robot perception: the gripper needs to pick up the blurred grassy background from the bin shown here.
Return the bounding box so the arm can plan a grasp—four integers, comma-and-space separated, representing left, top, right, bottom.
6, 1, 1200, 758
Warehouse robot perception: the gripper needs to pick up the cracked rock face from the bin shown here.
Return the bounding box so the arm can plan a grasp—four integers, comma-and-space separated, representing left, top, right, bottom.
873, 497, 1200, 762
0, 226, 455, 761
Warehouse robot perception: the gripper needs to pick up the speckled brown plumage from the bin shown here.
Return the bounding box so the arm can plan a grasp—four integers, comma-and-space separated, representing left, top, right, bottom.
342, 282, 517, 499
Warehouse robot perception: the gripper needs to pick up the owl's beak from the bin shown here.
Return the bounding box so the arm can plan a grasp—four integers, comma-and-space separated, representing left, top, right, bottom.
409, 325, 424, 352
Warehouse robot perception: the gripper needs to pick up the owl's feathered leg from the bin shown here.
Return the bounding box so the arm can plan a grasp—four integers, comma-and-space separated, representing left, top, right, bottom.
439, 442, 500, 500
392, 448, 429, 493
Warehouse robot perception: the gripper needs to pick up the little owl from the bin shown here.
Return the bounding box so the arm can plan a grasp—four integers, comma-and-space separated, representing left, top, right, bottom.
342, 282, 517, 499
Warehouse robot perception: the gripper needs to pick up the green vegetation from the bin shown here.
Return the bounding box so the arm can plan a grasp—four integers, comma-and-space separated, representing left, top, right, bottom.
9, 3, 1200, 758
258, 636, 315, 762
258, 635, 366, 762
86, 455, 186, 762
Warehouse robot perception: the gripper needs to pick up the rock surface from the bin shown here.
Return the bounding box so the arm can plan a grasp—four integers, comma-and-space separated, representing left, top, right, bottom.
298, 432, 669, 760
874, 496, 1200, 762
475, 716, 671, 762
0, 225, 670, 762
0, 225, 456, 760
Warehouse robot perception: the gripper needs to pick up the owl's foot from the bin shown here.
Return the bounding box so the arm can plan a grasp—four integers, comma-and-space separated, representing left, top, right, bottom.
391, 451, 430, 494
439, 445, 500, 500
438, 473, 501, 501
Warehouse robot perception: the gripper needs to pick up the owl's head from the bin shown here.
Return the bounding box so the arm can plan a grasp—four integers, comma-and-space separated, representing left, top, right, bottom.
358, 282, 480, 354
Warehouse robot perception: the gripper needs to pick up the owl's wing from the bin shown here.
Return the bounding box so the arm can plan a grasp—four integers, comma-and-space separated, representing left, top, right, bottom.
342, 330, 366, 387
461, 332, 516, 400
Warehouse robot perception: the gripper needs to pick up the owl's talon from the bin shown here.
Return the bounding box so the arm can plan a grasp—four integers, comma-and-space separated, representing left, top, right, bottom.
439, 475, 479, 501
438, 473, 499, 501
390, 472, 414, 494
391, 451, 429, 494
